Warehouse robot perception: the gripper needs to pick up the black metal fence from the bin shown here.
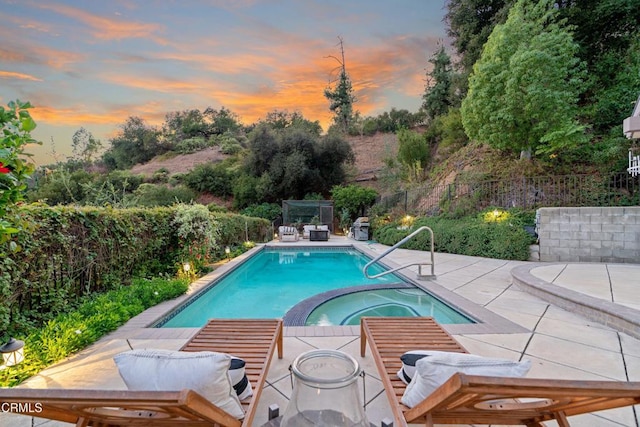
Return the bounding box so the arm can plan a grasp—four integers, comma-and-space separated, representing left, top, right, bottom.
375, 173, 640, 215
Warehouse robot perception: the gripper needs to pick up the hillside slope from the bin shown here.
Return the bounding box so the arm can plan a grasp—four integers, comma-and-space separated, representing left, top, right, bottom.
129, 133, 399, 185
130, 147, 228, 176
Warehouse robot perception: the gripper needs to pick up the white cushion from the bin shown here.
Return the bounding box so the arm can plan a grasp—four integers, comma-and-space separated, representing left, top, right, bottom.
229, 356, 253, 400
114, 349, 244, 419
401, 351, 531, 408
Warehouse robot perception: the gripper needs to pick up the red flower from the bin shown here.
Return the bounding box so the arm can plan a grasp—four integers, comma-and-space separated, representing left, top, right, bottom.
0, 162, 10, 174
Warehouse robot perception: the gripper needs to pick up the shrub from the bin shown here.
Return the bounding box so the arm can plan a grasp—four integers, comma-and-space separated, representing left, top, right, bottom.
331, 184, 378, 221
133, 183, 196, 206
183, 163, 235, 197
0, 100, 39, 245
374, 211, 534, 261
212, 212, 270, 248
175, 136, 211, 154
173, 204, 220, 270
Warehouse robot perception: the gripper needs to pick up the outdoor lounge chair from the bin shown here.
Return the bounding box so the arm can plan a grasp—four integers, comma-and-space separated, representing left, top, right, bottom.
302, 224, 329, 239
0, 318, 283, 427
278, 226, 299, 242
360, 316, 640, 427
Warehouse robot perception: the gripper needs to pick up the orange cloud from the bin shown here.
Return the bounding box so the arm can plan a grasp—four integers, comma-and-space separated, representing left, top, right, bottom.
101, 73, 204, 94
30, 105, 125, 127
29, 101, 165, 126
0, 44, 85, 70
0, 70, 42, 81
37, 2, 167, 44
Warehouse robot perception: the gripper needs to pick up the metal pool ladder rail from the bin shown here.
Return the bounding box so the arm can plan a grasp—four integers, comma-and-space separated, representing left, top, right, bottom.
363, 226, 435, 281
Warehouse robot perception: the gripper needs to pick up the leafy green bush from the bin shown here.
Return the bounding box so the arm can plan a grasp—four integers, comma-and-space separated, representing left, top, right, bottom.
0, 100, 39, 245
173, 204, 220, 270
220, 139, 243, 155
212, 212, 270, 248
374, 210, 534, 260
133, 183, 196, 206
175, 136, 212, 154
183, 163, 234, 197
0, 277, 188, 387
331, 184, 378, 221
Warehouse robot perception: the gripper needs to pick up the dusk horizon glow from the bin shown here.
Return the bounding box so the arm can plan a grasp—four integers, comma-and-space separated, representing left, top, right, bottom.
1, 0, 450, 165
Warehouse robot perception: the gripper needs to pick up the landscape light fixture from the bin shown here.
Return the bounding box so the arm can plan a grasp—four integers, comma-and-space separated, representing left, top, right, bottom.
182, 262, 191, 273
0, 337, 25, 368
225, 246, 231, 260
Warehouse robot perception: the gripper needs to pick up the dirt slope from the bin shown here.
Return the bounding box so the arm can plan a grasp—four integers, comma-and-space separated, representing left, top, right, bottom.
130, 147, 227, 176
129, 133, 398, 181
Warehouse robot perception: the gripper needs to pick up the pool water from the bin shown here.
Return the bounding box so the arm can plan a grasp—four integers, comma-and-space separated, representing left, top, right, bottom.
305, 288, 473, 326
160, 248, 399, 327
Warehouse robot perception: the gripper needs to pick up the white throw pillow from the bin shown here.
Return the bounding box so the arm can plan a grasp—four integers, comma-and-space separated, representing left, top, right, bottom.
401, 351, 531, 408
114, 349, 244, 419
229, 356, 253, 400
397, 350, 432, 385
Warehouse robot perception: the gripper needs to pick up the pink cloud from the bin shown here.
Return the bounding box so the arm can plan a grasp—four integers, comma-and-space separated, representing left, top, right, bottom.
37, 2, 167, 43
0, 70, 42, 81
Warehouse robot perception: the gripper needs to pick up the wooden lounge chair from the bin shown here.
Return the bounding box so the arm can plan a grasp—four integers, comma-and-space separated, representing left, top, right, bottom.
0, 318, 283, 427
360, 316, 640, 427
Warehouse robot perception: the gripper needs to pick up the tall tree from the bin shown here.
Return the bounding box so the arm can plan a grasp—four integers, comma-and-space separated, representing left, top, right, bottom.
103, 116, 163, 170
324, 37, 356, 133
162, 109, 208, 142
71, 127, 102, 163
397, 128, 429, 181
556, 0, 640, 67
203, 106, 241, 135
445, 0, 512, 74
461, 0, 586, 159
556, 0, 640, 132
422, 45, 454, 120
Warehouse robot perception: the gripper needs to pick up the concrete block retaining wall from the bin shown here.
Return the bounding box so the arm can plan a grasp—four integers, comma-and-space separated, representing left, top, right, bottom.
536, 207, 640, 263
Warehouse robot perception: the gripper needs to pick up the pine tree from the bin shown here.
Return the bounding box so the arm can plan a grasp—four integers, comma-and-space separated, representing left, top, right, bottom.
324, 37, 356, 133
422, 45, 454, 120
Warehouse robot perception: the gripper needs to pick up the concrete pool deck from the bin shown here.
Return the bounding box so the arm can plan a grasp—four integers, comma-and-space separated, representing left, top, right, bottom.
1, 236, 639, 426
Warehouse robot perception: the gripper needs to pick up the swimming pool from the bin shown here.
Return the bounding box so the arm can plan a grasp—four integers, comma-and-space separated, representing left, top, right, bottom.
157, 247, 473, 328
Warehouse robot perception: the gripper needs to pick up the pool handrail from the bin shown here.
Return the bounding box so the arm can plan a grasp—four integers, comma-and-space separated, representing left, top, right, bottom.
363, 226, 435, 280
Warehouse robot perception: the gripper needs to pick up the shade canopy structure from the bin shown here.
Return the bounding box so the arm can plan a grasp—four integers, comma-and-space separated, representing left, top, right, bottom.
623, 94, 640, 139
282, 200, 333, 229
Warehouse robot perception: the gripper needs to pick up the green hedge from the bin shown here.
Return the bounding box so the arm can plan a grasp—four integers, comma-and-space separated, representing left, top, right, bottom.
0, 277, 188, 387
1, 205, 270, 339
374, 211, 535, 261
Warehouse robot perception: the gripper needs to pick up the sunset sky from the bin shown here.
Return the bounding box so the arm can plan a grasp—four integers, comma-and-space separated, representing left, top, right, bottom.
1, 0, 450, 165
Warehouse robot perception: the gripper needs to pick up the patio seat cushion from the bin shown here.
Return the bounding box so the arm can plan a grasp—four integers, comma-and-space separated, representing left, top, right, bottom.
114, 349, 244, 419
401, 351, 531, 408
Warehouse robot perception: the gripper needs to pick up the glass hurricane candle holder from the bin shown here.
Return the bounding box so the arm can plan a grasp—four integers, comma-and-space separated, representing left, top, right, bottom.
281, 349, 369, 427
